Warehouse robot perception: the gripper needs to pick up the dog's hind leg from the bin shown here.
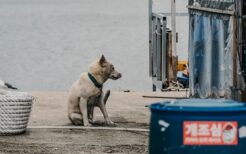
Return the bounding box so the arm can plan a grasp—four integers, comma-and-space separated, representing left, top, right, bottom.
88, 106, 94, 124
103, 90, 111, 105
69, 113, 83, 125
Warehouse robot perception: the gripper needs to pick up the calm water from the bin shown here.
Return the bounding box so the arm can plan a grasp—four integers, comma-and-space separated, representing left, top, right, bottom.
0, 0, 189, 91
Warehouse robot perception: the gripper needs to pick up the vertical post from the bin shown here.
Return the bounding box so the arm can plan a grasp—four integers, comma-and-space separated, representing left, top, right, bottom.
162, 17, 167, 82
149, 0, 153, 76
237, 0, 243, 68
171, 0, 177, 81
236, 0, 244, 101
167, 31, 173, 81
156, 18, 162, 80
232, 16, 238, 100
171, 0, 177, 57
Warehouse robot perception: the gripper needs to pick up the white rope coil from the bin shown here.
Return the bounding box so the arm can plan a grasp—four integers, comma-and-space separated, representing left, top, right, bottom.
0, 92, 34, 135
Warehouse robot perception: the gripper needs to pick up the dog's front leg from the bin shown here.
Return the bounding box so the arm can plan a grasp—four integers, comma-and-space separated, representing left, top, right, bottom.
79, 97, 91, 127
98, 99, 116, 127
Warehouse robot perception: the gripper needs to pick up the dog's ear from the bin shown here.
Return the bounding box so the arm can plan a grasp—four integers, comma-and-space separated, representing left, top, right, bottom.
99, 54, 106, 66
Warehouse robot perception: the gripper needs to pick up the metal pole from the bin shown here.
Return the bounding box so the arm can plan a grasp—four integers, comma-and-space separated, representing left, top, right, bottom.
171, 0, 177, 82
149, 0, 152, 41
171, 0, 177, 57
149, 0, 153, 77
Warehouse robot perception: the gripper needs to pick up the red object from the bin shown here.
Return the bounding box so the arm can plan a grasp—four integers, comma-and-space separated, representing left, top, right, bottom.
183, 121, 238, 145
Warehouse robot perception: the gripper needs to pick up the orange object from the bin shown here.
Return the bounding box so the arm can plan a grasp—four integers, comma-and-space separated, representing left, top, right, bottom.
177, 60, 188, 71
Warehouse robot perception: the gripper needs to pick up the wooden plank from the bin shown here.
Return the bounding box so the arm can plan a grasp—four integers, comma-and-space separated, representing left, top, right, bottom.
172, 55, 178, 81
167, 31, 173, 81
187, 5, 234, 15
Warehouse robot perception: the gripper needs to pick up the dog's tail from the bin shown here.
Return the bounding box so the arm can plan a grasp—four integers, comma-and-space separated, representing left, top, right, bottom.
5, 82, 18, 90
103, 90, 111, 105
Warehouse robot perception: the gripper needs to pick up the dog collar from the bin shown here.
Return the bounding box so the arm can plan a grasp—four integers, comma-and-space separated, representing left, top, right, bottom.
88, 73, 103, 89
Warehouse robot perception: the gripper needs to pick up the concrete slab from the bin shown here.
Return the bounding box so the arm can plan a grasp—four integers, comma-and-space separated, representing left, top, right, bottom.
0, 91, 186, 154
29, 91, 181, 128
0, 128, 149, 154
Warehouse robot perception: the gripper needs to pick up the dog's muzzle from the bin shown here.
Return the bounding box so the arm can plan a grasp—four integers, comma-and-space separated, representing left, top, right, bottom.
110, 73, 122, 80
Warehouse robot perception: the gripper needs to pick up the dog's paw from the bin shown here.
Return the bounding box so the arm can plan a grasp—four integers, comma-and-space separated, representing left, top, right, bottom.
88, 119, 94, 124
106, 121, 117, 127
84, 123, 92, 127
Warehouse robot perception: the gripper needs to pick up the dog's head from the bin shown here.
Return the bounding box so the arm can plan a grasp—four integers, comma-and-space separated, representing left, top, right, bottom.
89, 55, 122, 81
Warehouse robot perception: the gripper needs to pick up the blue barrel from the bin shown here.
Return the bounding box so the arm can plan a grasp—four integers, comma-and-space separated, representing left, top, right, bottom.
149, 99, 246, 154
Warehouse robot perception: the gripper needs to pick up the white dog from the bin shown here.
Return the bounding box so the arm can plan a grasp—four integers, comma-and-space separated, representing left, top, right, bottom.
67, 55, 121, 126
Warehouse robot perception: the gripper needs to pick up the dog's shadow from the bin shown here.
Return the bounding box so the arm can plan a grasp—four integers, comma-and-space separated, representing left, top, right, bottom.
65, 121, 114, 127
91, 121, 108, 127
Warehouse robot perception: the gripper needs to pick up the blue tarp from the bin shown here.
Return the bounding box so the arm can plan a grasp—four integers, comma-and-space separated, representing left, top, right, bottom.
189, 9, 245, 98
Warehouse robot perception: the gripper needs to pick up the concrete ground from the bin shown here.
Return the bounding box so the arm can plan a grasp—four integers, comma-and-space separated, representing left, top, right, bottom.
0, 91, 187, 154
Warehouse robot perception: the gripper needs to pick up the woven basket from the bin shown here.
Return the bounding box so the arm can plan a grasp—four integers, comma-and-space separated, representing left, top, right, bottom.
0, 92, 34, 135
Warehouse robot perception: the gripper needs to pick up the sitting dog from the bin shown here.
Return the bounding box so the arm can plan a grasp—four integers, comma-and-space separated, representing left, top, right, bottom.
67, 55, 122, 126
